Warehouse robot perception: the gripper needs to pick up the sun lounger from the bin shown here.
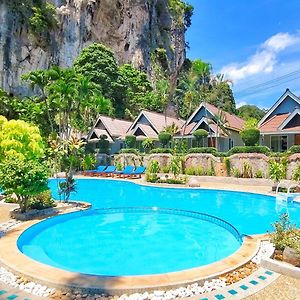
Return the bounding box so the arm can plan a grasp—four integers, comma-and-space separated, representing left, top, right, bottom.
125, 166, 146, 179
94, 165, 116, 177
83, 166, 106, 176
113, 166, 135, 178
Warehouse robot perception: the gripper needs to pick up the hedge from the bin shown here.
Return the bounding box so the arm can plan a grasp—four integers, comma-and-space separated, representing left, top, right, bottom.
119, 148, 139, 155
188, 147, 217, 154
150, 148, 173, 154
227, 146, 270, 156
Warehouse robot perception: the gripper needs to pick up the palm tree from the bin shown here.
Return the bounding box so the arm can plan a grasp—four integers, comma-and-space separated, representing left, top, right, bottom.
22, 70, 54, 132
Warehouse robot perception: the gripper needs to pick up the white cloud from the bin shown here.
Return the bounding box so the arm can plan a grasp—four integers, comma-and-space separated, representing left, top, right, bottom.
236, 101, 247, 108
221, 32, 300, 82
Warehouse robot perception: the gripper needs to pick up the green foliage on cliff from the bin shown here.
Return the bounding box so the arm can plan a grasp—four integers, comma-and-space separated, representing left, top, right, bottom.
168, 0, 194, 29
8, 0, 57, 40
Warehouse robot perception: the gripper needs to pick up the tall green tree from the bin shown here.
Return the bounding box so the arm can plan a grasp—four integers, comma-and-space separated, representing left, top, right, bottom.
73, 43, 125, 115
237, 105, 265, 121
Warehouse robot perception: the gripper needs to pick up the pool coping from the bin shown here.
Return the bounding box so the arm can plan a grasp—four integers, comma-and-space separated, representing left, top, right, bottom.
0, 213, 267, 295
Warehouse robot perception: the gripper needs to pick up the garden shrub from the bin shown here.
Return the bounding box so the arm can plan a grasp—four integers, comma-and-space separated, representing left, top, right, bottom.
192, 129, 208, 147
288, 145, 300, 153
271, 214, 300, 254
170, 156, 182, 178
232, 167, 241, 178
98, 135, 110, 154
269, 159, 285, 183
160, 165, 170, 173
241, 161, 253, 178
125, 135, 137, 148
150, 148, 173, 154
158, 132, 172, 148
255, 170, 264, 178
0, 157, 49, 212
293, 165, 300, 182
188, 147, 217, 154
224, 157, 231, 176
240, 128, 260, 146
227, 146, 270, 155
185, 166, 204, 176
81, 154, 96, 171
29, 190, 55, 210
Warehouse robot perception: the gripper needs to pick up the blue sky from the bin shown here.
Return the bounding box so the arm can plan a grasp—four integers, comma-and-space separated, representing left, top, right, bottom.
186, 0, 300, 109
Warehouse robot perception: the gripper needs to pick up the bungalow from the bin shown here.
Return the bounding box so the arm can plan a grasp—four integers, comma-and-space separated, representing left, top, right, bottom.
180, 102, 245, 151
258, 89, 300, 152
87, 115, 132, 153
127, 110, 185, 141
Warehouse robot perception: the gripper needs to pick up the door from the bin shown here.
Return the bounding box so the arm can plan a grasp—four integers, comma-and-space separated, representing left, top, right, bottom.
295, 134, 300, 145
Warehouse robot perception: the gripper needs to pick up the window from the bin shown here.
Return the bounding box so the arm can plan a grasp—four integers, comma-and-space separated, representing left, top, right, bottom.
270, 135, 287, 152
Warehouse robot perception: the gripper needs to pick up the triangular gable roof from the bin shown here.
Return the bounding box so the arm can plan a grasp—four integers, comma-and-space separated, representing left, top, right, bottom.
192, 117, 216, 133
258, 89, 300, 126
128, 110, 184, 134
131, 124, 158, 139
184, 102, 244, 133
88, 115, 131, 141
279, 109, 300, 130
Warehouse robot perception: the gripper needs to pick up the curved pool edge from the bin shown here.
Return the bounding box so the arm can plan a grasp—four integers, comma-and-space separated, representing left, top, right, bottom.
0, 216, 265, 295
69, 175, 277, 199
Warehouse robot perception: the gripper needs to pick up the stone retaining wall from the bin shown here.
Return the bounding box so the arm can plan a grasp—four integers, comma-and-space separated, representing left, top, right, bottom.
114, 153, 300, 180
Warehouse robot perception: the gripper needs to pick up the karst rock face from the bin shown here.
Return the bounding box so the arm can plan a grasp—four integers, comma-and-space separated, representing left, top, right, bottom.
0, 0, 186, 96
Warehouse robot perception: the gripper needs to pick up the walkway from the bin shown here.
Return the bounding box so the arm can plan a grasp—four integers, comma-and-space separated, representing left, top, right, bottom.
0, 283, 43, 300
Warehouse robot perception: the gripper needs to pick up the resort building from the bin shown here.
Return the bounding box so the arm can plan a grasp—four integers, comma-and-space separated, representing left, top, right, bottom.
179, 102, 245, 151
258, 89, 300, 152
127, 110, 185, 141
87, 115, 132, 153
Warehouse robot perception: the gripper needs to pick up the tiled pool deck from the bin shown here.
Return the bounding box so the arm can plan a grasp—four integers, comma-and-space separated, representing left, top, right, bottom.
182, 268, 279, 300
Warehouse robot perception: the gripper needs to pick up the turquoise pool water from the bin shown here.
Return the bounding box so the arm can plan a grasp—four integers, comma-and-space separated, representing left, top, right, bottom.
18, 207, 242, 276
18, 179, 300, 276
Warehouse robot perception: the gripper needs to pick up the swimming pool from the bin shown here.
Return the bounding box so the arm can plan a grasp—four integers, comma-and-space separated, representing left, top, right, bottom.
17, 207, 242, 276
17, 178, 300, 277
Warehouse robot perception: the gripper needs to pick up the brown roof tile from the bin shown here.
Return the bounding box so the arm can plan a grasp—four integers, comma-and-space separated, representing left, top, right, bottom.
99, 115, 132, 137
142, 110, 185, 133
205, 103, 245, 131
259, 113, 290, 133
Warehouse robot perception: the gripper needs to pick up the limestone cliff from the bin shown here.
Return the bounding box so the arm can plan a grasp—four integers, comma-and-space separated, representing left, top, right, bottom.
0, 0, 186, 96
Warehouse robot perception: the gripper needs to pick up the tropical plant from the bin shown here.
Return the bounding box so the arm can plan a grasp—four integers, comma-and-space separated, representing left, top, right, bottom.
0, 157, 49, 212
170, 156, 182, 178
292, 165, 300, 182
240, 128, 260, 146
81, 154, 96, 171
241, 161, 253, 178
255, 170, 264, 179
0, 116, 44, 161
147, 160, 160, 174
224, 157, 231, 176
269, 159, 285, 184
142, 138, 155, 153
271, 214, 300, 254
58, 173, 76, 202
